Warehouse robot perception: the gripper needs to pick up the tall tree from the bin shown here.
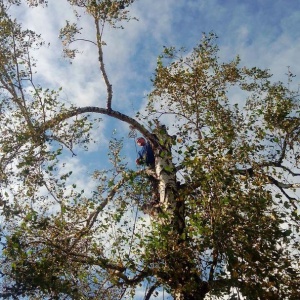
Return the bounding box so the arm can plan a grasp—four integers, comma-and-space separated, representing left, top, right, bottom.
0, 1, 299, 299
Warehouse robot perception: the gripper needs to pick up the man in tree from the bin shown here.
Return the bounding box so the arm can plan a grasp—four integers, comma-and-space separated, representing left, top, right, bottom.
135, 137, 155, 168
1, 1, 300, 299
135, 137, 160, 211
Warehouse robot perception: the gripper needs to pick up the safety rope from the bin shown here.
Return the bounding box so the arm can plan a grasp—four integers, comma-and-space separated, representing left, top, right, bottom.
128, 125, 137, 138
127, 125, 141, 261
128, 126, 164, 299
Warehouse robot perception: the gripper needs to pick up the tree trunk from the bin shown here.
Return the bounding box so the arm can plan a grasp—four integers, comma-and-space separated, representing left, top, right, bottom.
150, 125, 210, 300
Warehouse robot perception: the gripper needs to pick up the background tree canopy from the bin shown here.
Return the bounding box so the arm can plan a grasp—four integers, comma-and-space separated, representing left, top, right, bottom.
0, 0, 299, 299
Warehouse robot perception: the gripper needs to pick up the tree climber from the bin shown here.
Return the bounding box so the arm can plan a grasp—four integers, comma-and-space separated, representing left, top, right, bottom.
135, 137, 159, 213
135, 137, 155, 168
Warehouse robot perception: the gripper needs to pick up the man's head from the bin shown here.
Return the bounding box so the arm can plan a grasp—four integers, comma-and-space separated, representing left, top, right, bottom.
136, 137, 146, 146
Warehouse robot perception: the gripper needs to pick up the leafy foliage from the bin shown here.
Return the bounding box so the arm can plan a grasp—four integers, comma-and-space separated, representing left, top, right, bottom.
0, 1, 299, 299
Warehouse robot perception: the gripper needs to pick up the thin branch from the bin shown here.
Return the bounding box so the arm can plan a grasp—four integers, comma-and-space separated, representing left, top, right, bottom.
208, 248, 219, 282
85, 175, 128, 229
267, 175, 298, 209
277, 135, 288, 165
46, 133, 76, 156
44, 236, 126, 272
144, 283, 159, 300
268, 176, 300, 189
69, 38, 97, 46
275, 164, 300, 177
66, 250, 149, 285
94, 18, 113, 110
11, 30, 32, 124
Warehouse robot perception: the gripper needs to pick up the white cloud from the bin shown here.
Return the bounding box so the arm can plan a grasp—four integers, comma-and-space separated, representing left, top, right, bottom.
5, 0, 299, 182
2, 1, 299, 298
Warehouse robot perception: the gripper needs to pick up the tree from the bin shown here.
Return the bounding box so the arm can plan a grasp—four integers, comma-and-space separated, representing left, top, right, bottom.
0, 0, 299, 299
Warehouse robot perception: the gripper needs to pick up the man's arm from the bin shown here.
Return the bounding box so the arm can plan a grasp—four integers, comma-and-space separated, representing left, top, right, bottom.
136, 148, 145, 165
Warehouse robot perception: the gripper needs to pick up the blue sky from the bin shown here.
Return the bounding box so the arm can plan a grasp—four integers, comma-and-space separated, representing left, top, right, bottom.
12, 0, 297, 165
4, 0, 300, 298
12, 0, 300, 109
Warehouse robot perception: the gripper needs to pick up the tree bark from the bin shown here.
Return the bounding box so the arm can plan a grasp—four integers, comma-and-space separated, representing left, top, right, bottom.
150, 124, 210, 300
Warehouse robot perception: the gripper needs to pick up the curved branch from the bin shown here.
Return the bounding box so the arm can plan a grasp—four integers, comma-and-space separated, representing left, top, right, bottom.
69, 38, 97, 46
41, 106, 157, 145
144, 283, 160, 300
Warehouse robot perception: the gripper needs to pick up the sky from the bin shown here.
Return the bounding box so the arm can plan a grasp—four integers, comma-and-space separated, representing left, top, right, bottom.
8, 0, 299, 171
3, 0, 300, 299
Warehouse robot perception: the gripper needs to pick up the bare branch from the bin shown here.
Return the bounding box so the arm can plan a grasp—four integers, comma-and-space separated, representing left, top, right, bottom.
208, 248, 219, 282
267, 175, 298, 209
144, 283, 159, 300
276, 135, 288, 165
85, 174, 128, 229
94, 18, 113, 110
69, 38, 97, 46
41, 106, 156, 145
276, 164, 300, 176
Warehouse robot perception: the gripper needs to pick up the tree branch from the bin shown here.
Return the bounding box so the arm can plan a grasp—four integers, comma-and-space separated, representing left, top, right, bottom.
209, 248, 219, 282
41, 106, 157, 146
144, 283, 159, 300
85, 174, 129, 229
276, 135, 288, 165
94, 18, 113, 110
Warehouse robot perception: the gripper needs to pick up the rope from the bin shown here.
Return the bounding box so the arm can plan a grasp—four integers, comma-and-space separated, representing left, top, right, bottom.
127, 125, 142, 260
127, 202, 139, 259
128, 127, 137, 139
128, 126, 161, 299
128, 126, 138, 154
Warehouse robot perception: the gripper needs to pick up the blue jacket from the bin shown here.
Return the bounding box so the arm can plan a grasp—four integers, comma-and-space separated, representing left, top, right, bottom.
138, 142, 155, 166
